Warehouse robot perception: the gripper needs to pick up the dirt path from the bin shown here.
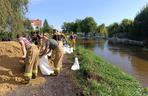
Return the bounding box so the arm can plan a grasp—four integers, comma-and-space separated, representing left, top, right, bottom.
4, 56, 79, 96
0, 42, 80, 96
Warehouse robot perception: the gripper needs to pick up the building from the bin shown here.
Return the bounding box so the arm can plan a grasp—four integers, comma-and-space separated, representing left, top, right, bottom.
31, 19, 42, 31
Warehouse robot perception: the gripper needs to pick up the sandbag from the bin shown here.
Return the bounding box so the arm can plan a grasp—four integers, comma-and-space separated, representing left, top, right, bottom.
71, 57, 80, 70
64, 44, 73, 54
38, 55, 54, 75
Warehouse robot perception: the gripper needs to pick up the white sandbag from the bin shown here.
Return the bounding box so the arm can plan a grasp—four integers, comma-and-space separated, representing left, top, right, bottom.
38, 55, 54, 75
64, 46, 68, 54
64, 47, 71, 54
71, 57, 80, 70
64, 44, 73, 54
70, 47, 73, 53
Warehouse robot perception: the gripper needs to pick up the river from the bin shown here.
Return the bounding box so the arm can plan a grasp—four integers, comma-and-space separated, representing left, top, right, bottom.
78, 39, 148, 87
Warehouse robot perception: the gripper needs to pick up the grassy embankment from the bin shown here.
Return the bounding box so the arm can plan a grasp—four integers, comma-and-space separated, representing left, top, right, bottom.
70, 46, 147, 96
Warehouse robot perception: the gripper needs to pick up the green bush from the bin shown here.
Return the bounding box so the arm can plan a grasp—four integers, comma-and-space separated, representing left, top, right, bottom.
0, 32, 12, 41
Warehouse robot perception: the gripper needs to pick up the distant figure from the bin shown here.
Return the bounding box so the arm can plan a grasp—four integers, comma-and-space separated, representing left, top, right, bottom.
31, 31, 41, 45
61, 31, 67, 45
69, 32, 76, 50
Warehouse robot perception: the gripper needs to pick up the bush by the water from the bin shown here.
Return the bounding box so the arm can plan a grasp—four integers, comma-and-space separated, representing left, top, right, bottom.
73, 46, 146, 96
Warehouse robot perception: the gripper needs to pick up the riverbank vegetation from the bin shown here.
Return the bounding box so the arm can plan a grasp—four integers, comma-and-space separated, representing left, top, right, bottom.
71, 46, 146, 96
107, 5, 148, 41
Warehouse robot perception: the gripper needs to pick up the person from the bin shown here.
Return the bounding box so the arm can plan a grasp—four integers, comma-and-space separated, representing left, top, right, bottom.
40, 33, 64, 75
61, 31, 67, 45
69, 32, 76, 50
31, 31, 41, 45
52, 29, 65, 47
17, 33, 39, 84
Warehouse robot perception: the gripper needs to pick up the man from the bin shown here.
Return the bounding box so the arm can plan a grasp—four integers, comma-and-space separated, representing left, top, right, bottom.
40, 33, 64, 75
31, 31, 41, 45
17, 33, 39, 84
52, 29, 66, 47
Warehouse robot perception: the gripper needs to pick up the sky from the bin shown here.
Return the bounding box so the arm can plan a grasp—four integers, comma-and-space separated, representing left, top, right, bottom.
27, 0, 148, 30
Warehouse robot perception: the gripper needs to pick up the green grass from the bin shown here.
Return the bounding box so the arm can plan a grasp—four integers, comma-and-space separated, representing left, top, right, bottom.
72, 46, 147, 96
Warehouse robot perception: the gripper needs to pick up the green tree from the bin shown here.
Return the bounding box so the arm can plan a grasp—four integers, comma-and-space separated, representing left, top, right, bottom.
0, 0, 29, 39
107, 19, 133, 38
62, 17, 97, 35
62, 22, 69, 32
42, 19, 53, 34
74, 19, 81, 33
81, 17, 97, 36
24, 18, 33, 32
62, 22, 75, 33
107, 23, 119, 37
119, 19, 133, 33
97, 24, 108, 38
134, 4, 148, 41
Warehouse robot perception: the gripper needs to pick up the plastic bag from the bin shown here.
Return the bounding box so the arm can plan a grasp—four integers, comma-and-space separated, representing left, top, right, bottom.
71, 57, 80, 70
38, 55, 54, 75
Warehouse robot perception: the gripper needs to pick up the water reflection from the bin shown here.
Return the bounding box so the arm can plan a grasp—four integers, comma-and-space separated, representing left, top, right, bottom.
78, 40, 97, 51
78, 39, 148, 87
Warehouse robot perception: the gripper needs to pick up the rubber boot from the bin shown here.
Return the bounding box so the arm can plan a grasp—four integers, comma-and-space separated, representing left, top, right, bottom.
22, 76, 31, 84
32, 73, 37, 79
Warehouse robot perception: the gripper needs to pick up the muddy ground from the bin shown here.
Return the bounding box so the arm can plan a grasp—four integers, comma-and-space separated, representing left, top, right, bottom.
6, 57, 80, 96
0, 41, 81, 96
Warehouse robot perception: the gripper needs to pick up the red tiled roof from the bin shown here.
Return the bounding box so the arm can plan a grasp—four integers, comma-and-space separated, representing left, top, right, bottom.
31, 19, 42, 27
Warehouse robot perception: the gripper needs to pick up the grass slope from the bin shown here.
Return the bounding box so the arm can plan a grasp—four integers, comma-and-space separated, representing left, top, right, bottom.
72, 47, 146, 96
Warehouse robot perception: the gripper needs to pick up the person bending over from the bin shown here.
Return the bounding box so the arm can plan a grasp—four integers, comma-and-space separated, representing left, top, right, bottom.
17, 33, 39, 84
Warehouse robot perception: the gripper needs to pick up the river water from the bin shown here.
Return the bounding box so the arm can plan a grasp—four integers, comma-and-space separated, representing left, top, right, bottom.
78, 39, 148, 87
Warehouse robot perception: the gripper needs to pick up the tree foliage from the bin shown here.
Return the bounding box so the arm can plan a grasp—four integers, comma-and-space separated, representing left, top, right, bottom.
97, 24, 108, 37
42, 19, 53, 34
107, 4, 148, 41
107, 19, 133, 38
81, 17, 97, 35
24, 18, 33, 32
119, 19, 133, 33
0, 0, 29, 39
62, 22, 75, 33
62, 17, 97, 35
107, 23, 119, 37
133, 4, 148, 40
74, 19, 82, 33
